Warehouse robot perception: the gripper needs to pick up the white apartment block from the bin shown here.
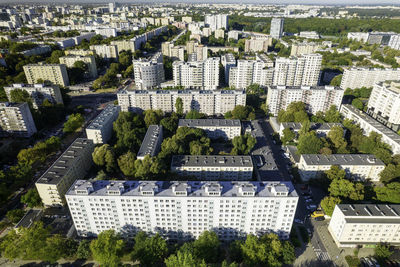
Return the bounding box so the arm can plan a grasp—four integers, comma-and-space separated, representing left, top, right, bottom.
23, 64, 70, 87
273, 54, 322, 87
4, 83, 63, 109
329, 204, 400, 247
340, 68, 400, 89
290, 42, 321, 57
66, 180, 298, 240
161, 42, 185, 61
89, 45, 118, 60
298, 154, 385, 182
133, 52, 165, 90
173, 58, 220, 90
367, 81, 400, 131
178, 119, 241, 140
117, 89, 246, 115
111, 40, 135, 53
137, 125, 163, 160
299, 31, 320, 39
86, 105, 120, 144
244, 37, 272, 53
36, 138, 94, 207
64, 50, 95, 57
228, 31, 239, 40
221, 53, 236, 85
171, 155, 253, 180
229, 59, 274, 89
59, 55, 98, 79
340, 104, 400, 155
266, 85, 344, 116
347, 32, 370, 42
205, 14, 228, 31
0, 102, 37, 137
215, 29, 225, 39
270, 18, 284, 39
389, 34, 400, 50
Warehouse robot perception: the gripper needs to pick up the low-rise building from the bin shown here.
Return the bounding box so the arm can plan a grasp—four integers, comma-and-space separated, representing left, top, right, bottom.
35, 138, 94, 207
278, 122, 343, 138
298, 154, 385, 182
66, 180, 298, 240
171, 155, 253, 180
0, 102, 37, 137
86, 105, 120, 144
329, 204, 400, 247
290, 42, 321, 56
137, 125, 163, 160
178, 119, 241, 140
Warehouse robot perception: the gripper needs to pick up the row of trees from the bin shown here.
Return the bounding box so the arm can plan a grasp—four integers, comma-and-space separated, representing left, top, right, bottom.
277, 102, 342, 124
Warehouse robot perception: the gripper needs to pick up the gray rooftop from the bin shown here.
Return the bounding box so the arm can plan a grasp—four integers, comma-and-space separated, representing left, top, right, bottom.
118, 89, 246, 95
36, 138, 93, 185
223, 53, 236, 63
86, 104, 120, 130
301, 154, 384, 166
337, 204, 400, 219
171, 155, 253, 168
137, 125, 163, 158
341, 104, 400, 146
178, 119, 241, 128
271, 85, 343, 91
281, 122, 342, 131
67, 180, 298, 198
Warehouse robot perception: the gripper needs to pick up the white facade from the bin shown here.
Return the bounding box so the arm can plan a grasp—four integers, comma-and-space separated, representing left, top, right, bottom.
66, 180, 298, 240
59, 55, 98, 79
0, 102, 37, 137
117, 89, 246, 115
133, 52, 165, 90
389, 34, 400, 50
329, 204, 400, 247
299, 31, 320, 39
273, 54, 322, 87
173, 58, 220, 90
270, 18, 284, 39
205, 14, 228, 31
298, 154, 385, 182
4, 83, 63, 109
340, 68, 400, 90
340, 104, 400, 155
229, 58, 274, 89
178, 119, 241, 140
244, 37, 272, 53
23, 64, 70, 87
89, 45, 118, 60
266, 85, 344, 116
86, 105, 120, 144
290, 42, 321, 56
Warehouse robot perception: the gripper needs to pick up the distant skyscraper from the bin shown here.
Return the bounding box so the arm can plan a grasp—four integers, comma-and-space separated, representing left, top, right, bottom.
270, 18, 284, 39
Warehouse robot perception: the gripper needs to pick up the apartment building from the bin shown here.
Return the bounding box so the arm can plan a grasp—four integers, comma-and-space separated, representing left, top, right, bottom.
171, 155, 253, 180
64, 49, 95, 57
299, 31, 320, 39
298, 154, 385, 182
229, 58, 274, 89
111, 40, 135, 53
278, 122, 343, 138
137, 125, 163, 160
172, 58, 219, 90
4, 83, 63, 109
178, 119, 241, 140
366, 81, 400, 131
161, 42, 185, 61
66, 180, 298, 240
117, 89, 246, 115
23, 64, 69, 87
270, 18, 284, 39
340, 68, 400, 89
215, 29, 225, 39
389, 34, 400, 50
89, 45, 118, 60
329, 204, 400, 247
59, 55, 98, 79
205, 14, 228, 31
133, 52, 165, 90
0, 102, 37, 137
340, 104, 400, 155
244, 37, 272, 53
221, 53, 236, 84
290, 42, 321, 56
273, 54, 322, 87
35, 138, 94, 207
266, 85, 344, 116
86, 104, 120, 144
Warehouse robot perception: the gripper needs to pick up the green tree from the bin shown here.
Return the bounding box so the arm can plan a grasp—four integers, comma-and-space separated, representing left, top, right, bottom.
175, 97, 183, 115
193, 231, 220, 263
144, 109, 163, 128
9, 89, 31, 103
76, 240, 91, 259
92, 144, 117, 173
281, 128, 295, 145
63, 113, 84, 133
160, 113, 179, 136
297, 132, 323, 154
320, 196, 342, 216
374, 183, 400, 203
185, 110, 206, 119
90, 230, 125, 267
298, 120, 311, 136
165, 251, 206, 267
330, 74, 342, 86
375, 244, 393, 262
327, 126, 348, 153
325, 165, 346, 180
21, 188, 42, 208
231, 134, 256, 155
113, 112, 146, 153
117, 151, 136, 177
131, 232, 168, 266
281, 241, 296, 265
6, 209, 25, 224
324, 105, 342, 123
229, 105, 255, 121
352, 98, 364, 110
379, 164, 400, 184
241, 234, 268, 266
329, 179, 364, 201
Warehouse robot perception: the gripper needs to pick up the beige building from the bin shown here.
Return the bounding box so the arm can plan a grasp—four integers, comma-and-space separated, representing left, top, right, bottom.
89, 45, 118, 60
0, 102, 37, 137
35, 138, 94, 207
214, 29, 225, 39
23, 64, 69, 87
340, 67, 400, 89
245, 37, 272, 53
59, 55, 98, 79
329, 204, 400, 247
202, 27, 212, 37
64, 49, 95, 56
178, 119, 241, 140
298, 154, 385, 182
290, 42, 321, 56
111, 40, 135, 52
161, 42, 185, 61
182, 16, 192, 23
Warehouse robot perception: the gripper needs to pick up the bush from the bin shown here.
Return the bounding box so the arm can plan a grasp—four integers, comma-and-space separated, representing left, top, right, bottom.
345, 255, 361, 267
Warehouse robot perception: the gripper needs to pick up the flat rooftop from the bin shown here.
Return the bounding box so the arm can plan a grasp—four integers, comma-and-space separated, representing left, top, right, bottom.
271, 85, 343, 91
86, 104, 120, 130
301, 154, 384, 166
36, 138, 93, 185
171, 155, 253, 168
118, 89, 246, 95
178, 119, 241, 128
281, 122, 342, 131
137, 125, 163, 158
67, 180, 298, 198
381, 81, 400, 94
338, 204, 400, 222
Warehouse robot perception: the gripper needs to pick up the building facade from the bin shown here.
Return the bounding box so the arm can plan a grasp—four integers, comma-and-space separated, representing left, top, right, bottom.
133, 52, 165, 90
229, 58, 274, 89
117, 89, 246, 115
290, 42, 321, 57
89, 45, 118, 60
35, 138, 94, 207
66, 180, 298, 240
205, 14, 228, 31
328, 204, 400, 247
23, 64, 69, 87
340, 68, 400, 89
270, 18, 284, 39
137, 125, 163, 160
59, 55, 98, 79
178, 119, 241, 140
244, 37, 272, 53
0, 102, 37, 137
86, 104, 120, 144
298, 154, 385, 182
266, 85, 344, 116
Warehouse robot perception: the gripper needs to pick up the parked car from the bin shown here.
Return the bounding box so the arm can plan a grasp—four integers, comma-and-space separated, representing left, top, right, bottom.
307, 205, 317, 211
315, 216, 325, 221
294, 219, 304, 224
304, 195, 312, 200
305, 199, 313, 203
